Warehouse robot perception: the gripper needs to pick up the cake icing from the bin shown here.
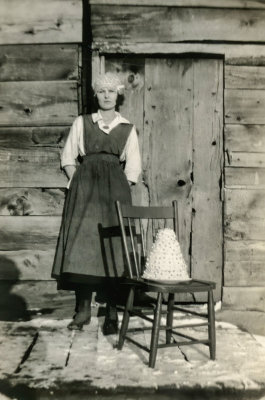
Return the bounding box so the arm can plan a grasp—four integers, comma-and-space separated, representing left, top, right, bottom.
142, 228, 190, 281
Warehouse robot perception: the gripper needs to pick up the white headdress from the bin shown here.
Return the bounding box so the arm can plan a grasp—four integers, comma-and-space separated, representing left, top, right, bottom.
93, 72, 124, 94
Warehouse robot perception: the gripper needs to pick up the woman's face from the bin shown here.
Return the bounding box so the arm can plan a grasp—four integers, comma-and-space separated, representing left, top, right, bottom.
96, 87, 118, 111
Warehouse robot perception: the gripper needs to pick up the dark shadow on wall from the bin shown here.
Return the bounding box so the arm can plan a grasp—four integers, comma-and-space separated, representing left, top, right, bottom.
82, 0, 93, 115
0, 256, 31, 321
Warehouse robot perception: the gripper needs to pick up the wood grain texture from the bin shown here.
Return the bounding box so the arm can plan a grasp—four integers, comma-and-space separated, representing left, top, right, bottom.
223, 287, 265, 311
0, 0, 82, 44
0, 81, 78, 126
0, 216, 61, 250
89, 0, 265, 7
225, 89, 265, 124
143, 58, 194, 267
0, 188, 65, 216
226, 152, 265, 168
0, 249, 56, 280
225, 66, 265, 89
225, 239, 265, 262
91, 6, 265, 43
105, 56, 148, 206
18, 330, 74, 381
92, 51, 101, 78
224, 261, 265, 286
0, 126, 69, 149
0, 281, 74, 313
0, 45, 79, 82
225, 189, 265, 240
225, 188, 265, 219
0, 149, 67, 188
225, 125, 265, 152
224, 240, 265, 285
225, 167, 265, 188
0, 331, 36, 376
191, 59, 223, 300
93, 43, 265, 67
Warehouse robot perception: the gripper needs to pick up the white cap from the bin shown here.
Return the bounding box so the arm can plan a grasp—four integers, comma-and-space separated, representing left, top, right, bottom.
93, 72, 124, 93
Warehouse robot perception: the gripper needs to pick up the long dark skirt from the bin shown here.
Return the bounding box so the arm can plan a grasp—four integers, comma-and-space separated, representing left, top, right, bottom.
52, 153, 132, 293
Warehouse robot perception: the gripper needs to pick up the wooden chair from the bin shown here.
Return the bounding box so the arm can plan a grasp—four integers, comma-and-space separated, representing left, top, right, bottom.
115, 200, 216, 368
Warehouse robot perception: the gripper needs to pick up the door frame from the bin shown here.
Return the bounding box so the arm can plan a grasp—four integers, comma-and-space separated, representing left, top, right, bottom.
91, 52, 225, 301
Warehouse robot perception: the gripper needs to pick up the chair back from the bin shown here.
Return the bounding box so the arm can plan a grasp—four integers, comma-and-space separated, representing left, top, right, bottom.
115, 201, 179, 279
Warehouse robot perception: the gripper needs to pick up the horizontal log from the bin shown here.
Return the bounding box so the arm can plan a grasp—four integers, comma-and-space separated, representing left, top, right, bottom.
225, 188, 265, 218
225, 125, 265, 152
94, 43, 265, 66
0, 149, 67, 188
0, 216, 61, 251
225, 188, 265, 240
223, 287, 265, 311
224, 240, 265, 285
225, 239, 265, 262
216, 310, 265, 336
225, 152, 265, 168
0, 81, 78, 126
0, 45, 79, 82
0, 126, 69, 148
225, 212, 265, 240
225, 89, 265, 124
0, 188, 65, 216
224, 261, 265, 286
89, 0, 265, 7
225, 66, 265, 89
0, 249, 55, 280
0, 281, 75, 317
225, 167, 265, 188
91, 6, 265, 43
0, 0, 82, 44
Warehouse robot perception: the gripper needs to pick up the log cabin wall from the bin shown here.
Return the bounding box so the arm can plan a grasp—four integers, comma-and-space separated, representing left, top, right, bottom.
0, 0, 265, 314
89, 0, 265, 311
0, 0, 82, 313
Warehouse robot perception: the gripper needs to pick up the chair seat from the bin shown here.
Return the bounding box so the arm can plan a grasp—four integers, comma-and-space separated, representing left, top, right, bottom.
121, 277, 216, 293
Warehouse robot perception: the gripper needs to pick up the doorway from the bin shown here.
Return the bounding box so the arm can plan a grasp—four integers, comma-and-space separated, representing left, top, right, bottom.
105, 56, 224, 300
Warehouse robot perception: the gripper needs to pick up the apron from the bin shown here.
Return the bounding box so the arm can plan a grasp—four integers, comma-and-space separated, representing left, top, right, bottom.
52, 115, 132, 289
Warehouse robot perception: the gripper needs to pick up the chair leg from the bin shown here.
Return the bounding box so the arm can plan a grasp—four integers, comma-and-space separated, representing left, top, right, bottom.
166, 293, 174, 344
149, 292, 163, 368
208, 289, 216, 360
117, 286, 135, 350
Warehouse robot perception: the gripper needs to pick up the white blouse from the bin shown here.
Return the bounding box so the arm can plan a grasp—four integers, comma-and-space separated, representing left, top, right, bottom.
61, 111, 142, 185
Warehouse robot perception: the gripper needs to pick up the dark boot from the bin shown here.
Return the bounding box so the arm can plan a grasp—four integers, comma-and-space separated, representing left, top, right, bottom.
102, 304, 118, 335
68, 289, 92, 330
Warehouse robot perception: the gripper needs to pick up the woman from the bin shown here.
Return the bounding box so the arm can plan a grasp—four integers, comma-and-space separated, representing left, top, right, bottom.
52, 72, 141, 334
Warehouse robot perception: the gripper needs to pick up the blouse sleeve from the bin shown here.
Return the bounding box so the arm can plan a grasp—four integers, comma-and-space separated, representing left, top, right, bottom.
120, 126, 142, 183
61, 116, 84, 168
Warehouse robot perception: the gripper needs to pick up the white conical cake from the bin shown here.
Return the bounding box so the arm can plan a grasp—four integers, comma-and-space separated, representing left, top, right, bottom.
142, 228, 190, 281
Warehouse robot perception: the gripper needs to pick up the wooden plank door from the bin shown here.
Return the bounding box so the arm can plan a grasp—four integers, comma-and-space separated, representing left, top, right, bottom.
143, 58, 193, 273
144, 58, 223, 300
105, 56, 223, 300
191, 59, 223, 300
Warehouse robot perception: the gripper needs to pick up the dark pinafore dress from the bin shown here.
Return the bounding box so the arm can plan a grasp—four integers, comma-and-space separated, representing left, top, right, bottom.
51, 115, 133, 292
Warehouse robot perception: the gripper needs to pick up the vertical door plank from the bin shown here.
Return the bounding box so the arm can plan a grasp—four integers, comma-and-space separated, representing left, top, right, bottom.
191, 59, 223, 300
144, 58, 194, 266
